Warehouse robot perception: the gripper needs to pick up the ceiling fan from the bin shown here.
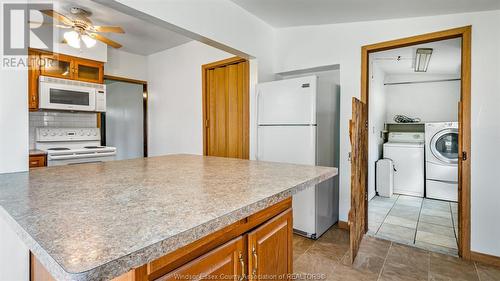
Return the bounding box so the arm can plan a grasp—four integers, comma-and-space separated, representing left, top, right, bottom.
39, 7, 124, 49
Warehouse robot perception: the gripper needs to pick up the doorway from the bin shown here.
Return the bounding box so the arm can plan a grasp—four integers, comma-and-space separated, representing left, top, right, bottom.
349, 26, 471, 262
202, 57, 249, 159
102, 75, 148, 159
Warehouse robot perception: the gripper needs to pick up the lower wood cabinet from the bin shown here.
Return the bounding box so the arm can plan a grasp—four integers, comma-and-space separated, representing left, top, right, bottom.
248, 209, 292, 281
157, 236, 245, 281
30, 198, 293, 281
29, 155, 47, 168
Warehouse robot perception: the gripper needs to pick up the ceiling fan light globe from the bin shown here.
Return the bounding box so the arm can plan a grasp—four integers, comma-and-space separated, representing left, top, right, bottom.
82, 35, 97, 48
64, 30, 80, 48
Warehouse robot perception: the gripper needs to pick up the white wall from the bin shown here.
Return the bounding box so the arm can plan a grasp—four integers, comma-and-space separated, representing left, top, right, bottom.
147, 41, 232, 156
368, 63, 386, 200
275, 10, 500, 256
0, 0, 28, 173
105, 49, 147, 81
385, 74, 460, 123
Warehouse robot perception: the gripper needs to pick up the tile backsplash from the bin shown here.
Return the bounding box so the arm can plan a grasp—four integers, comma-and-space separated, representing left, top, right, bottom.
29, 111, 97, 149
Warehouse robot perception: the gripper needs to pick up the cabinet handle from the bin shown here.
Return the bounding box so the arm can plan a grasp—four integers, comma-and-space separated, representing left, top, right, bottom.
238, 251, 245, 281
252, 246, 258, 277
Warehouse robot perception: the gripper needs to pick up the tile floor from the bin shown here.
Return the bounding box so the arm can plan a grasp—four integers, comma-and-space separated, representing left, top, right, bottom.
293, 226, 500, 281
368, 195, 459, 256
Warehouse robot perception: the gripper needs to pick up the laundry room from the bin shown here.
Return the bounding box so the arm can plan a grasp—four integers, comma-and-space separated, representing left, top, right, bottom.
366, 37, 461, 255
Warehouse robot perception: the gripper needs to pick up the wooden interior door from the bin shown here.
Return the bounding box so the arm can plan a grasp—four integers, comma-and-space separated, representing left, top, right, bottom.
157, 236, 245, 281
247, 208, 293, 281
203, 58, 249, 159
348, 97, 368, 264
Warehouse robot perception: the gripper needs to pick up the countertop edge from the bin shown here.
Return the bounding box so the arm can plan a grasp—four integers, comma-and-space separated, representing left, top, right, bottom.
3, 168, 337, 281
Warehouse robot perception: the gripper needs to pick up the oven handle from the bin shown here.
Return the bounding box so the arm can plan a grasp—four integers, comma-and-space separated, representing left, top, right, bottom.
48, 152, 116, 160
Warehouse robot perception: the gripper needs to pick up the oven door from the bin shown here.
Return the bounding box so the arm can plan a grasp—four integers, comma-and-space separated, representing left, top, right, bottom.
47, 152, 116, 166
39, 82, 96, 111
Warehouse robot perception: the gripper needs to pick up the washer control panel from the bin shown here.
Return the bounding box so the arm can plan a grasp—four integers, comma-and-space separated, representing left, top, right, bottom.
36, 128, 100, 142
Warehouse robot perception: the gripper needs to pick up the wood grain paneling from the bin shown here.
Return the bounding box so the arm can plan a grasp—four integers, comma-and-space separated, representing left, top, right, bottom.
202, 57, 249, 159
348, 97, 367, 264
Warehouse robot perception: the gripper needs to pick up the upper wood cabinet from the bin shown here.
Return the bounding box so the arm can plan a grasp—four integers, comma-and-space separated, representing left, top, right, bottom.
28, 49, 105, 111
248, 209, 293, 281
28, 50, 40, 111
74, 59, 103, 83
39, 53, 73, 80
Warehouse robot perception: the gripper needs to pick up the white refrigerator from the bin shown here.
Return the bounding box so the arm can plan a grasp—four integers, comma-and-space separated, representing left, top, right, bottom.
257, 75, 339, 239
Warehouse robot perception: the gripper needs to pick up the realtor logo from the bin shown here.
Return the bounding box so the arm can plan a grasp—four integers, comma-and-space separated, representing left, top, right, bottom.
3, 3, 53, 55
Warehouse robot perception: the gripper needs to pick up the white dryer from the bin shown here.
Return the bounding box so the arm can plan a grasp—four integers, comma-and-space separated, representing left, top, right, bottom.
425, 122, 459, 202
383, 132, 425, 197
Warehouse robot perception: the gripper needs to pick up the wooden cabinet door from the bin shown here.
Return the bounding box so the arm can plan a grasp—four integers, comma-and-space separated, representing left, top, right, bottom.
247, 208, 292, 281
28, 50, 40, 111
40, 53, 73, 80
157, 236, 245, 281
74, 59, 103, 83
29, 155, 46, 168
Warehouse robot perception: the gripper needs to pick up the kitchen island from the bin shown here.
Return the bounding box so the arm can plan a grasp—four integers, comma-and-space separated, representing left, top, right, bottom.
0, 154, 337, 281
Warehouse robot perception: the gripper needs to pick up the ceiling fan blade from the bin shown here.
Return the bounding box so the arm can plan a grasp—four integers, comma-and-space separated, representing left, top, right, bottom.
40, 10, 74, 26
93, 26, 124, 33
29, 21, 71, 29
88, 33, 122, 48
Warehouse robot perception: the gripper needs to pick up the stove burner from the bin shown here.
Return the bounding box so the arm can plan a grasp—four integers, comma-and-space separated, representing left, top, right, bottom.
47, 147, 70, 151
84, 146, 105, 149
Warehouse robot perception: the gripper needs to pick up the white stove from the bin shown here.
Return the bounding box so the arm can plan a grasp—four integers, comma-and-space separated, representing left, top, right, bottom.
35, 128, 117, 166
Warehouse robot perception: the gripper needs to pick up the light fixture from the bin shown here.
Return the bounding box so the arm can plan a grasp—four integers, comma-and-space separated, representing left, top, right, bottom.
64, 30, 80, 49
64, 31, 98, 49
81, 34, 97, 48
414, 48, 433, 72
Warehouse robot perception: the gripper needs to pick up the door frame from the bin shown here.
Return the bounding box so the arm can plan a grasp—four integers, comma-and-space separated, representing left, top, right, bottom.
201, 57, 250, 157
102, 75, 149, 157
359, 26, 471, 259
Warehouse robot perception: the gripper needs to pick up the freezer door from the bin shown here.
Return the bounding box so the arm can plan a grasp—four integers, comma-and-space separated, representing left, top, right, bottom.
257, 76, 317, 125
257, 125, 317, 235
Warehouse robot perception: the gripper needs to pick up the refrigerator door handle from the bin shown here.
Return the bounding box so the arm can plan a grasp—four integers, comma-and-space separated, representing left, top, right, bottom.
255, 89, 261, 161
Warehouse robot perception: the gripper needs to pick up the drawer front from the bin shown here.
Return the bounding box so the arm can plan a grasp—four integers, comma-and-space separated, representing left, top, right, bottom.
29, 155, 46, 168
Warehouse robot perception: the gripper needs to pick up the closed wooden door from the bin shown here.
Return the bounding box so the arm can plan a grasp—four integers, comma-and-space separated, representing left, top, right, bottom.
203, 58, 249, 159
247, 208, 292, 281
157, 236, 245, 281
348, 97, 368, 264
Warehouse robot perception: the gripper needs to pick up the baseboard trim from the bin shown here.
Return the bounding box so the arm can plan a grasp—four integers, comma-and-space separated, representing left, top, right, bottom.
471, 251, 500, 267
337, 220, 349, 230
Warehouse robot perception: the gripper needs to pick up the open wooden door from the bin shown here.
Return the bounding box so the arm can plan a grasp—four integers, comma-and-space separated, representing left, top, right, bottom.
348, 97, 368, 264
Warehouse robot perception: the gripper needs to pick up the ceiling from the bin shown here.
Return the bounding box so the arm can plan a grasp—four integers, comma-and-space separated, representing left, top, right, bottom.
370, 38, 461, 75
46, 0, 192, 55
230, 0, 500, 27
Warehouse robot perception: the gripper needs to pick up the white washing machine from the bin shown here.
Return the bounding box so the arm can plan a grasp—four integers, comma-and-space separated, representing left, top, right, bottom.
425, 122, 459, 202
383, 132, 425, 197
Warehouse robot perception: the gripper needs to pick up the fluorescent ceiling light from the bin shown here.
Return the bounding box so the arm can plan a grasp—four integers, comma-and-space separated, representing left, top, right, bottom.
414, 48, 433, 72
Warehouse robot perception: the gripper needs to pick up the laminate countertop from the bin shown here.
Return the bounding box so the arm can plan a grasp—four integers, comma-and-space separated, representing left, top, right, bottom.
0, 154, 337, 281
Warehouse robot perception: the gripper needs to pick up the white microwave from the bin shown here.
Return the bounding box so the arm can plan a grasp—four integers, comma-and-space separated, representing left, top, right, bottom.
39, 76, 106, 112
